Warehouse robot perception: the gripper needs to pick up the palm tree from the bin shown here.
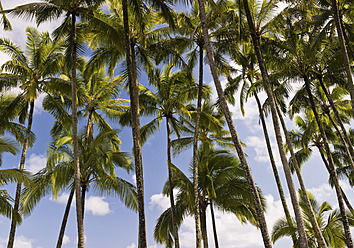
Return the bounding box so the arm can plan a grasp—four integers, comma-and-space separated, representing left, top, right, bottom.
21, 129, 138, 247
154, 144, 265, 248
272, 190, 351, 248
195, 0, 273, 246
0, 27, 65, 248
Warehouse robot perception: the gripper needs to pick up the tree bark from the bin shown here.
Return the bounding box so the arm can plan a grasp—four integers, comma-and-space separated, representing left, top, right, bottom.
339, 18, 354, 61
210, 201, 219, 248
275, 103, 328, 248
56, 188, 75, 248
196, 1, 272, 247
192, 44, 203, 248
330, 0, 354, 117
81, 184, 86, 221
201, 203, 208, 248
166, 117, 180, 248
254, 92, 296, 245
70, 12, 85, 248
241, 0, 308, 247
7, 100, 35, 248
122, 1, 147, 247
303, 75, 353, 248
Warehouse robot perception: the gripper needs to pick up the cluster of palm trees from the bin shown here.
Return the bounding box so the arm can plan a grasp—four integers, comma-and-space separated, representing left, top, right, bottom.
0, 0, 353, 247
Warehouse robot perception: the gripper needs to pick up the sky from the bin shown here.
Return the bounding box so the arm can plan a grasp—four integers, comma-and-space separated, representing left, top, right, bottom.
0, 1, 354, 248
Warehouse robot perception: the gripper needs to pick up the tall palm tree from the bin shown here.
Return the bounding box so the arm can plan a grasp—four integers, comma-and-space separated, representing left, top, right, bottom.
195, 0, 273, 246
0, 27, 65, 248
154, 144, 265, 248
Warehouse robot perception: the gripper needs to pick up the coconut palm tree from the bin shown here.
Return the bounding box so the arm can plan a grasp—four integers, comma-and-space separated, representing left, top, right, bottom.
195, 0, 273, 246
154, 144, 265, 248
272, 190, 351, 248
0, 27, 66, 248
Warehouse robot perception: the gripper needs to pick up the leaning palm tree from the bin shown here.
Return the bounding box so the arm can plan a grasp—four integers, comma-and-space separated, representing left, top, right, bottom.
195, 0, 273, 246
272, 190, 351, 248
0, 27, 65, 248
154, 144, 265, 248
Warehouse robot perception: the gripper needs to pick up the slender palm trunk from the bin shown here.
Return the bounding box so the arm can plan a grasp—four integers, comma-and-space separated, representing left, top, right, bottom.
303, 75, 353, 248
7, 100, 35, 248
317, 75, 354, 170
330, 0, 354, 117
196, 1, 272, 247
81, 184, 86, 221
122, 1, 147, 247
85, 110, 94, 143
56, 188, 75, 248
340, 18, 354, 60
254, 92, 296, 245
317, 146, 354, 212
210, 201, 219, 248
166, 117, 180, 248
241, 1, 307, 247
71, 12, 85, 248
201, 203, 208, 248
192, 44, 204, 248
275, 103, 328, 248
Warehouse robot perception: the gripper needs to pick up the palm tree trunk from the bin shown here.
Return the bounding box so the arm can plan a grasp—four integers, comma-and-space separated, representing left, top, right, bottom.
275, 103, 328, 248
196, 1, 272, 247
192, 44, 204, 248
303, 75, 354, 248
57, 188, 75, 248
317, 75, 354, 170
85, 110, 94, 143
81, 184, 86, 221
7, 100, 35, 248
330, 0, 354, 117
210, 200, 219, 248
166, 117, 180, 248
340, 18, 354, 60
317, 147, 354, 212
201, 203, 208, 248
71, 12, 85, 248
122, 1, 147, 247
254, 92, 296, 245
241, 1, 307, 247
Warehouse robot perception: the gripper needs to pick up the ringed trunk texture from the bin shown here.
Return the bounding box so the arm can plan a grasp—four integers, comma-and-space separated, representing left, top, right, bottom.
196, 0, 272, 247
56, 188, 75, 248
242, 0, 308, 246
122, 0, 147, 247
275, 104, 328, 248
303, 76, 353, 248
7, 100, 35, 248
330, 0, 354, 117
71, 12, 85, 248
192, 44, 204, 248
254, 93, 296, 245
166, 117, 180, 248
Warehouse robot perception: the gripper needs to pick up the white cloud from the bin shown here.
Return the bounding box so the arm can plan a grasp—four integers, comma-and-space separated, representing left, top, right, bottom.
126, 243, 136, 248
25, 153, 46, 174
62, 235, 70, 245
132, 174, 136, 184
85, 196, 112, 216
14, 235, 35, 248
149, 193, 170, 211
50, 192, 70, 205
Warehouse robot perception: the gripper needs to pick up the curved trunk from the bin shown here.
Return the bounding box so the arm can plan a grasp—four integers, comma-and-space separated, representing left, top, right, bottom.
122, 1, 147, 247
196, 1, 272, 247
303, 75, 353, 248
241, 0, 307, 247
210, 201, 219, 248
317, 146, 354, 212
254, 93, 296, 245
7, 100, 35, 248
192, 44, 204, 248
70, 12, 85, 248
166, 117, 180, 248
275, 103, 328, 248
317, 76, 354, 170
201, 203, 208, 248
56, 188, 75, 248
330, 0, 354, 117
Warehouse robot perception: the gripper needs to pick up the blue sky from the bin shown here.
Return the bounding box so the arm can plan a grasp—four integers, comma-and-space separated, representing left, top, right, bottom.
1, 1, 353, 248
